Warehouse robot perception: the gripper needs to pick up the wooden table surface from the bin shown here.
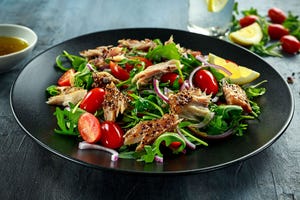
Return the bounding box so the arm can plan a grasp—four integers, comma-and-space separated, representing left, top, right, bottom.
1, 0, 299, 199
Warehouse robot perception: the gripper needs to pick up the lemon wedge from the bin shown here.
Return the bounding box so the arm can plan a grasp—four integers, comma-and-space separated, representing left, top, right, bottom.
235, 66, 260, 85
229, 22, 263, 46
208, 53, 260, 84
207, 0, 229, 12
208, 53, 241, 78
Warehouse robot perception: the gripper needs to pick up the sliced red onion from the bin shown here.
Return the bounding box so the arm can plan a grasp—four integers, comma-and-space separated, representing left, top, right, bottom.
188, 66, 203, 88
78, 141, 119, 161
153, 79, 169, 103
195, 55, 232, 76
164, 87, 173, 96
154, 155, 164, 163
211, 96, 219, 103
205, 129, 234, 140
65, 106, 71, 111
176, 127, 196, 150
180, 80, 190, 91
86, 63, 97, 72
188, 112, 215, 129
195, 54, 208, 64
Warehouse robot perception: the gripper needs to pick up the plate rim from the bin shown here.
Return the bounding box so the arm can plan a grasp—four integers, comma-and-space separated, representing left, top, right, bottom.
9, 28, 295, 175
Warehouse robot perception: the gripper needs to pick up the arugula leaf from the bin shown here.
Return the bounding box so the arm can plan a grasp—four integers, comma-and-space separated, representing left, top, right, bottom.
73, 66, 93, 89
230, 2, 240, 32
146, 42, 180, 62
139, 133, 186, 163
243, 80, 267, 99
249, 100, 261, 118
283, 12, 300, 40
54, 104, 85, 135
241, 7, 259, 16
55, 51, 87, 71
129, 93, 166, 117
205, 105, 249, 136
180, 53, 202, 68
46, 85, 60, 96
250, 42, 282, 57
122, 93, 168, 128
139, 145, 157, 163
209, 67, 225, 81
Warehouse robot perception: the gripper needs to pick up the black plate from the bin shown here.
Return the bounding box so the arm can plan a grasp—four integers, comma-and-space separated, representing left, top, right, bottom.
10, 28, 294, 175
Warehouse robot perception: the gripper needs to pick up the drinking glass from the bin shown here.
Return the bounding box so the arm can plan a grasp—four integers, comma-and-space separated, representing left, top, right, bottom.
187, 0, 235, 37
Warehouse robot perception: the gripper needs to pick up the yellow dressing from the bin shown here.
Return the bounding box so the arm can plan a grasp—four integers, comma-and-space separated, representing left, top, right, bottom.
0, 36, 28, 56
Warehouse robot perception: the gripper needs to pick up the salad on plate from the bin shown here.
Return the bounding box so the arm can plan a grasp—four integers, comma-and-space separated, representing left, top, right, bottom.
46, 36, 266, 163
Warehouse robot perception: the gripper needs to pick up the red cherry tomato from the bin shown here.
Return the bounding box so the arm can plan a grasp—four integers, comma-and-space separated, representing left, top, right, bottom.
160, 72, 183, 86
100, 121, 124, 149
239, 15, 259, 28
280, 35, 300, 54
133, 56, 153, 68
170, 141, 182, 149
125, 63, 134, 72
139, 57, 153, 68
268, 7, 287, 24
80, 88, 105, 113
57, 69, 75, 86
268, 24, 289, 40
109, 61, 130, 81
193, 69, 219, 95
78, 112, 101, 143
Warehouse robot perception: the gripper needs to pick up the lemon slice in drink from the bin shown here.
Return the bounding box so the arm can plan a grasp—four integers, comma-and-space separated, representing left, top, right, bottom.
207, 0, 229, 12
229, 22, 263, 46
208, 53, 260, 84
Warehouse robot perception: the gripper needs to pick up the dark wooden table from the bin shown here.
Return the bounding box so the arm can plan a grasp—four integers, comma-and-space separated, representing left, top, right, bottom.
1, 0, 299, 199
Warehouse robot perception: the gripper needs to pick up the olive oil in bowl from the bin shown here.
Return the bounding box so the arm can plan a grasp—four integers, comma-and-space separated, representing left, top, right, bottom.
0, 36, 29, 56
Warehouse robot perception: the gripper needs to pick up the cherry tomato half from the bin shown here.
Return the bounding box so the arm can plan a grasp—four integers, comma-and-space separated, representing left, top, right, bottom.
239, 15, 259, 28
160, 72, 183, 86
280, 35, 300, 54
268, 24, 289, 40
78, 112, 101, 143
57, 69, 75, 86
109, 61, 130, 81
100, 121, 124, 149
193, 69, 219, 95
133, 56, 153, 68
80, 88, 105, 113
268, 7, 286, 24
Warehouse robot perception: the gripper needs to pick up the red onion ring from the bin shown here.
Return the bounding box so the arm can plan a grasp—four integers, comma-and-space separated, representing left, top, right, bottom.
188, 112, 215, 129
176, 127, 196, 150
86, 63, 98, 72
188, 66, 203, 88
154, 155, 164, 163
192, 128, 234, 140
78, 141, 119, 161
195, 55, 232, 76
180, 80, 190, 91
153, 79, 169, 103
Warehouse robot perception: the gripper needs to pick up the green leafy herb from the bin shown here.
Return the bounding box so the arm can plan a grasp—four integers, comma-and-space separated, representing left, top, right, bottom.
46, 85, 60, 96
146, 41, 180, 62
139, 133, 186, 163
56, 50, 87, 71
249, 42, 282, 57
243, 80, 267, 99
73, 66, 93, 89
54, 103, 85, 135
283, 12, 300, 40
205, 105, 252, 136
